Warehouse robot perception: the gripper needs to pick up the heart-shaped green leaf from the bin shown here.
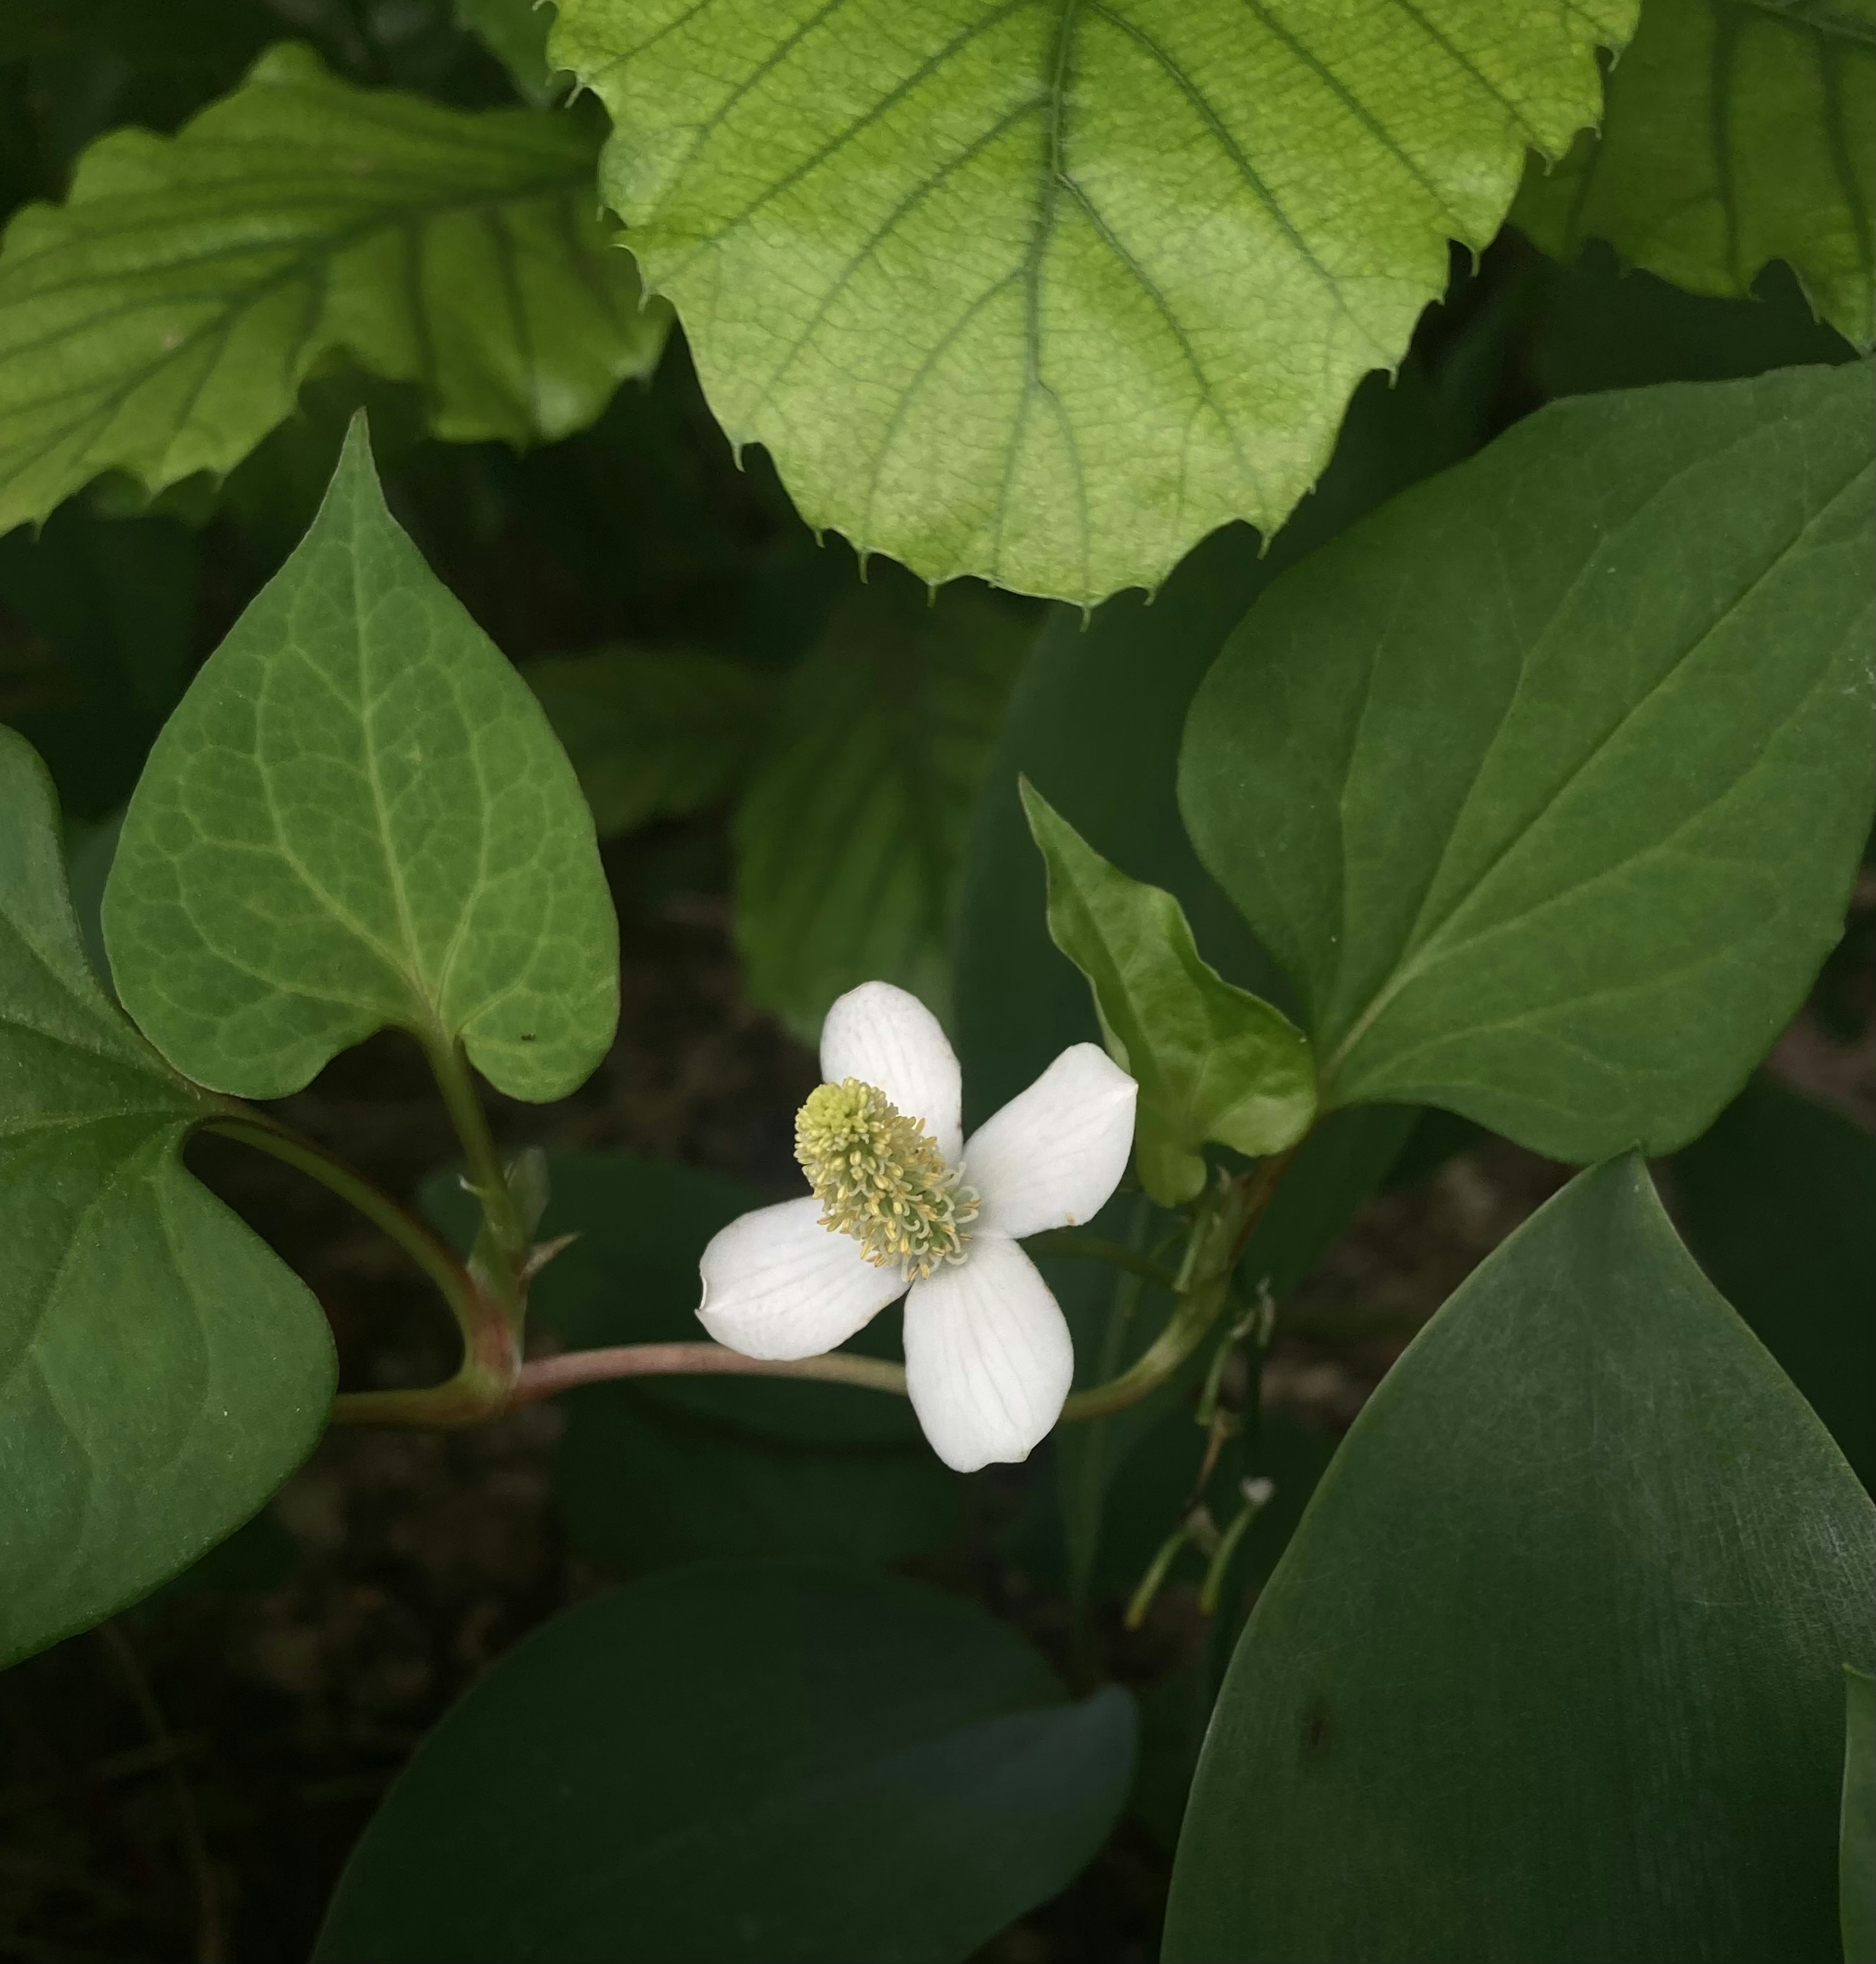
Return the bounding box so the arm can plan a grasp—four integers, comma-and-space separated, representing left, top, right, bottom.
1021, 779, 1313, 1204
0, 41, 667, 533
1514, 0, 1875, 349
1181, 361, 1876, 1161
103, 417, 618, 1102
315, 1560, 1136, 1963
1165, 1156, 1876, 1962
549, 0, 1630, 603
0, 729, 334, 1667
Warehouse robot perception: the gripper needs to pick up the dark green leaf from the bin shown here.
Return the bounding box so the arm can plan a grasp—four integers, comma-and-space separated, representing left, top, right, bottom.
1165, 1157, 1876, 1963
0, 727, 333, 1667
1530, 245, 1857, 399
0, 506, 196, 820
551, 0, 1628, 602
1676, 1076, 1875, 1491
1182, 362, 1876, 1161
1021, 781, 1314, 1205
525, 646, 779, 838
104, 419, 618, 1102
734, 567, 1031, 1036
315, 1560, 1136, 1964
957, 363, 1497, 1601
0, 42, 667, 533
1514, 0, 1875, 347
1847, 1667, 1876, 1964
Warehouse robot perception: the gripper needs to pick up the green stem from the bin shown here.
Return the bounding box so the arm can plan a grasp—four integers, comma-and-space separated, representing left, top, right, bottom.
205, 1108, 515, 1422
509, 1343, 907, 1403
420, 1031, 526, 1314
1197, 1482, 1272, 1617
1026, 1231, 1178, 1290
1058, 1149, 1295, 1424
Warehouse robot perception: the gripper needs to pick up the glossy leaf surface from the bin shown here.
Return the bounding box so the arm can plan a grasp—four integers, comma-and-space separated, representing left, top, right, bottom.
316, 1561, 1136, 1963
734, 570, 1030, 1035
1022, 781, 1313, 1204
1676, 1076, 1875, 1490
1165, 1157, 1876, 1963
525, 646, 779, 838
0, 42, 666, 533
0, 729, 333, 1667
104, 420, 617, 1102
1182, 362, 1876, 1160
551, 0, 1629, 603
1515, 0, 1876, 347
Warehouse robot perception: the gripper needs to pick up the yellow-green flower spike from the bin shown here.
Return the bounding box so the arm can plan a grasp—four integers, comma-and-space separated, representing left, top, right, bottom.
794, 1077, 978, 1280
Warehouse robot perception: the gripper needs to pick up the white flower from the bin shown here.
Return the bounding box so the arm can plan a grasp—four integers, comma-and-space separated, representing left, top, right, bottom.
696, 981, 1138, 1472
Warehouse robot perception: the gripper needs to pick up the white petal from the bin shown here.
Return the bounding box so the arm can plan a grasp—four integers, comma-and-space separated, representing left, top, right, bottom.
902, 1236, 1073, 1472
820, 980, 962, 1164
963, 1043, 1137, 1241
697, 1198, 905, 1361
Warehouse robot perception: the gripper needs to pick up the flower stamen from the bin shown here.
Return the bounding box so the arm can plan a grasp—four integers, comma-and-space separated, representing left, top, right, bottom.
794, 1077, 978, 1280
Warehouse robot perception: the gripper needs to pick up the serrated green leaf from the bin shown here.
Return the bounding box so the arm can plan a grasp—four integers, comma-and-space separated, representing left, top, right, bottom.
1514, 0, 1876, 347
315, 1561, 1136, 1964
0, 41, 668, 534
1847, 1667, 1876, 1964
1181, 362, 1876, 1162
0, 727, 334, 1668
103, 417, 618, 1102
525, 646, 780, 838
549, 0, 1632, 605
1165, 1157, 1876, 1963
1021, 779, 1313, 1205
734, 569, 1031, 1036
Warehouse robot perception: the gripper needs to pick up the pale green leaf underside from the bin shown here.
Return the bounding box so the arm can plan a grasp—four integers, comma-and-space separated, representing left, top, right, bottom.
1022, 780, 1313, 1206
0, 41, 668, 536
103, 420, 618, 1102
525, 646, 780, 838
1181, 362, 1876, 1162
552, 0, 1633, 605
733, 576, 1030, 1035
0, 728, 334, 1667
1514, 0, 1876, 347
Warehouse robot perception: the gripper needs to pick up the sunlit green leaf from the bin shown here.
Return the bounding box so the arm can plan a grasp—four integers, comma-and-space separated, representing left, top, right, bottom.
1021, 780, 1313, 1205
103, 418, 618, 1102
1514, 0, 1875, 348
1166, 1157, 1876, 1962
0, 42, 668, 534
1182, 362, 1876, 1161
0, 727, 334, 1668
316, 1561, 1136, 1964
734, 568, 1031, 1036
550, 0, 1631, 604
525, 646, 779, 838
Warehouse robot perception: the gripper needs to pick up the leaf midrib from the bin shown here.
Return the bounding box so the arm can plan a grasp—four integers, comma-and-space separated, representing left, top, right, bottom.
1321, 446, 1873, 1092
